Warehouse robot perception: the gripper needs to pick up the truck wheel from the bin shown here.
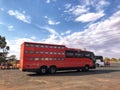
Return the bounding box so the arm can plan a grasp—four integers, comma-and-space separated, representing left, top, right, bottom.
85, 65, 89, 71
82, 65, 89, 72
49, 66, 56, 74
40, 66, 48, 74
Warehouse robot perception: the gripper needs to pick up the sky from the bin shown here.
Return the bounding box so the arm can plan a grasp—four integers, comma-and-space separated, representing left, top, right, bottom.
0, 0, 120, 59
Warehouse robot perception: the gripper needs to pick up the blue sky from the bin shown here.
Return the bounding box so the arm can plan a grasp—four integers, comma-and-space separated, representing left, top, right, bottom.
0, 0, 120, 59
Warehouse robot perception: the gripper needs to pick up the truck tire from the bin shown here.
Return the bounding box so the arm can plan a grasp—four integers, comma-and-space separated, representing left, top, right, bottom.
40, 66, 48, 74
85, 65, 89, 71
82, 65, 89, 72
49, 66, 56, 74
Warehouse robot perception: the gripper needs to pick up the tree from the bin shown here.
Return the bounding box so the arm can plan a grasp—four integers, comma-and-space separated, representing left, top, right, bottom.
7, 55, 17, 65
9, 55, 17, 61
104, 57, 110, 62
0, 35, 10, 63
111, 58, 117, 62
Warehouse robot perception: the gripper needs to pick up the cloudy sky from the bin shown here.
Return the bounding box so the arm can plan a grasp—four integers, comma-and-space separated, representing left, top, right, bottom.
0, 0, 120, 59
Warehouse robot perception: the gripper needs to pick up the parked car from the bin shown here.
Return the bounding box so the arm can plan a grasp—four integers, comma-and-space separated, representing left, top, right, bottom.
95, 56, 105, 67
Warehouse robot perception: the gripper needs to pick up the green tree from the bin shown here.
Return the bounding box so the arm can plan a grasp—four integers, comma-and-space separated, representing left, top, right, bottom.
0, 35, 10, 63
7, 55, 17, 65
104, 57, 110, 62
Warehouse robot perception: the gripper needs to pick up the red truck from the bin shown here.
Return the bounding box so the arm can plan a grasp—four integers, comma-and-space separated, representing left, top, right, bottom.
20, 42, 96, 74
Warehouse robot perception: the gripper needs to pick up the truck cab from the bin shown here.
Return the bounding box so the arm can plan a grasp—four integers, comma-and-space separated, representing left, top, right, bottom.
95, 56, 105, 67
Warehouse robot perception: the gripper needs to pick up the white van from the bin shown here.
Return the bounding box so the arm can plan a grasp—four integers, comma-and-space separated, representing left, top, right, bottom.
95, 56, 105, 67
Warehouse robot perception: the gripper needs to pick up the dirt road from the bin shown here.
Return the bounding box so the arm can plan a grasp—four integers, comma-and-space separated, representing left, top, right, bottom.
0, 63, 120, 90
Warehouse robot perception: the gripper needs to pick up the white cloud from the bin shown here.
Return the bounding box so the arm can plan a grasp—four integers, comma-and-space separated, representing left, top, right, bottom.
40, 26, 58, 35
71, 5, 89, 16
82, 0, 110, 11
31, 36, 37, 40
43, 34, 60, 44
44, 16, 60, 25
64, 0, 109, 15
64, 5, 89, 15
61, 30, 71, 35
48, 19, 60, 25
64, 0, 109, 22
34, 25, 62, 44
44, 16, 48, 19
96, 0, 110, 11
65, 4, 72, 9
8, 25, 14, 31
8, 10, 31, 24
75, 12, 105, 22
66, 30, 71, 34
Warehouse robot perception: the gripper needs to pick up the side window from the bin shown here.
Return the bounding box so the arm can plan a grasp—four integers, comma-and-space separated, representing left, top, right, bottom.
40, 51, 44, 54
50, 46, 53, 48
54, 52, 57, 54
58, 52, 61, 54
41, 58, 44, 60
54, 46, 57, 48
54, 58, 57, 60
45, 45, 48, 48
25, 44, 29, 47
66, 51, 75, 58
35, 45, 39, 47
35, 58, 39, 60
75, 52, 84, 58
50, 52, 53, 54
58, 46, 61, 49
24, 50, 28, 54
35, 51, 39, 54
29, 57, 34, 60
45, 58, 49, 60
40, 45, 44, 48
61, 58, 65, 60
82, 52, 95, 60
30, 51, 34, 54
30, 44, 34, 47
85, 53, 91, 57
45, 52, 48, 54
49, 58, 52, 60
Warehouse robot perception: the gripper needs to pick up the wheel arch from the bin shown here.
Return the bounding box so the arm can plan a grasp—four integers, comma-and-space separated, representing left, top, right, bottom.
49, 65, 56, 68
40, 65, 48, 69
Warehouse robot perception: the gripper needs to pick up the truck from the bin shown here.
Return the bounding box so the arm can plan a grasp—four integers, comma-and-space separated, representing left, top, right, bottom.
20, 42, 96, 74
